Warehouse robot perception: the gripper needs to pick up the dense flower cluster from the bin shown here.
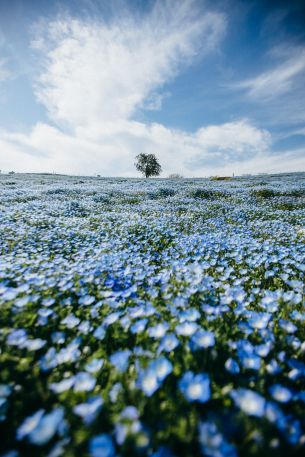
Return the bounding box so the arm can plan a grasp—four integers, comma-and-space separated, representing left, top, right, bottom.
0, 172, 304, 456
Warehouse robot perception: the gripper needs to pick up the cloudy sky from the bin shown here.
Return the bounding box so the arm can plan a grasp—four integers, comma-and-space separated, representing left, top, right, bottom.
0, 0, 305, 177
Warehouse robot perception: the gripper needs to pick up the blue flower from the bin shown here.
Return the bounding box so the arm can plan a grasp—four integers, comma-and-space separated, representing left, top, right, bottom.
137, 357, 172, 397
179, 372, 211, 403
175, 322, 198, 336
158, 333, 179, 353
85, 358, 104, 373
231, 389, 266, 417
74, 372, 96, 392
190, 330, 215, 350
110, 350, 131, 373
199, 420, 237, 457
148, 322, 169, 338
61, 314, 80, 329
73, 396, 103, 424
247, 312, 271, 330
93, 325, 106, 340
225, 358, 240, 374
17, 408, 65, 445
150, 357, 173, 381
269, 385, 293, 403
89, 434, 115, 457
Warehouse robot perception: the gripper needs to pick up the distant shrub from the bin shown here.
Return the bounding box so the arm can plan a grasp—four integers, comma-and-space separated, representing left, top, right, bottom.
251, 188, 278, 199
280, 188, 305, 198
147, 188, 176, 199
190, 189, 225, 200
93, 194, 111, 204
65, 201, 88, 217
210, 176, 232, 181
168, 173, 184, 179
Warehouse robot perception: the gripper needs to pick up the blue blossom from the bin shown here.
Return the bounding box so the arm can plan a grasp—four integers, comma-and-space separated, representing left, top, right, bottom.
179, 372, 211, 403
148, 323, 169, 338
93, 325, 106, 340
137, 357, 172, 397
61, 314, 80, 329
7, 329, 27, 347
199, 420, 237, 457
269, 385, 293, 403
175, 322, 198, 336
190, 330, 215, 350
74, 372, 96, 392
225, 358, 240, 374
79, 295, 95, 306
89, 434, 115, 457
85, 358, 104, 373
247, 312, 271, 330
17, 408, 65, 445
130, 318, 148, 334
110, 349, 131, 373
158, 333, 179, 353
73, 396, 103, 424
231, 389, 266, 417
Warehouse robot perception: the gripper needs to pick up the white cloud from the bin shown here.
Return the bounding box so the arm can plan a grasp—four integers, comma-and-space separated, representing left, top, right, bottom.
34, 0, 226, 128
233, 46, 305, 100
0, 119, 273, 176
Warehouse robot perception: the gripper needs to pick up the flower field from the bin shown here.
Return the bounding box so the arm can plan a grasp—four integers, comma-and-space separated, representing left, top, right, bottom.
0, 172, 304, 457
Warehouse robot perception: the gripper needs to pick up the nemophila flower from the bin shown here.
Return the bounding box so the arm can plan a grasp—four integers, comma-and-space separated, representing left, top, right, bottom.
158, 333, 179, 353
50, 377, 75, 394
231, 389, 266, 417
247, 312, 271, 329
265, 401, 286, 429
74, 372, 96, 392
23, 338, 46, 351
279, 319, 297, 334
179, 308, 200, 322
79, 295, 95, 306
130, 318, 148, 334
255, 342, 272, 357
137, 357, 172, 397
199, 420, 237, 457
7, 329, 27, 347
120, 406, 139, 420
56, 339, 81, 365
148, 323, 169, 338
266, 359, 281, 375
61, 313, 80, 329
109, 383, 122, 403
17, 408, 65, 445
89, 433, 115, 457
150, 357, 173, 381
110, 349, 131, 373
85, 358, 104, 373
137, 369, 159, 397
73, 396, 103, 425
51, 331, 66, 344
41, 297, 55, 307
238, 352, 261, 370
176, 321, 198, 336
190, 330, 215, 350
93, 325, 106, 340
269, 385, 293, 403
225, 358, 240, 374
179, 372, 211, 403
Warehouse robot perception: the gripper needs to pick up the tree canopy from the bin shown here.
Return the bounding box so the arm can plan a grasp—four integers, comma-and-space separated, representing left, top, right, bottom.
135, 153, 162, 178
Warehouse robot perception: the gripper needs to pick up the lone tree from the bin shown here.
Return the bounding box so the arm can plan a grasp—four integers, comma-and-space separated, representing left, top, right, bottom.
135, 153, 162, 178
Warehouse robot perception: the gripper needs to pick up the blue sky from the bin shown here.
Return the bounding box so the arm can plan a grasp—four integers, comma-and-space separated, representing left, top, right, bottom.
0, 0, 305, 176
